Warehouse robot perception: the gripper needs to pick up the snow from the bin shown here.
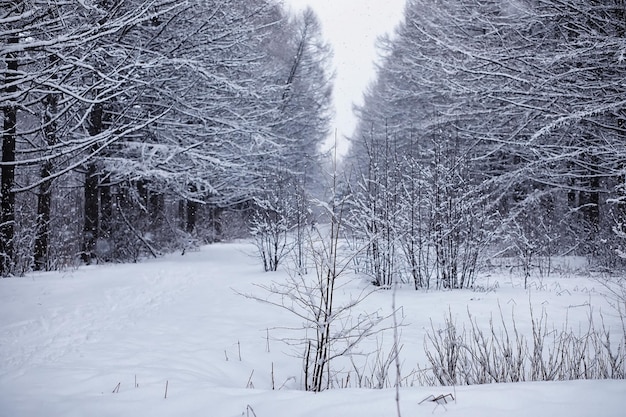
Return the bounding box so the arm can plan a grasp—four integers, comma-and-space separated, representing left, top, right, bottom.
1, 241, 625, 416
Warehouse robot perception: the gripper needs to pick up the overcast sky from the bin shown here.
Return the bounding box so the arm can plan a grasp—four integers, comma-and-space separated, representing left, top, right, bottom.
283, 0, 406, 155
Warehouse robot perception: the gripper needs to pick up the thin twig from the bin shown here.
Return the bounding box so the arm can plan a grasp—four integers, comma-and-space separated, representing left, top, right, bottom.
246, 370, 254, 388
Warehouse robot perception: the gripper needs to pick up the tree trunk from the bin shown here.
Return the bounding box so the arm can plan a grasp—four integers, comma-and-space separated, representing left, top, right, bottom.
34, 57, 59, 271
208, 205, 223, 242
34, 162, 52, 271
178, 200, 186, 229
186, 199, 198, 233
81, 103, 103, 264
0, 32, 19, 275
137, 179, 148, 208
99, 181, 112, 260
149, 192, 164, 227
580, 152, 601, 236
185, 184, 198, 233
82, 164, 99, 263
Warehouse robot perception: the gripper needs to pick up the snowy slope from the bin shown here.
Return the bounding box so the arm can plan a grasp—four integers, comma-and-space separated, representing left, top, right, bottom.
1, 242, 625, 416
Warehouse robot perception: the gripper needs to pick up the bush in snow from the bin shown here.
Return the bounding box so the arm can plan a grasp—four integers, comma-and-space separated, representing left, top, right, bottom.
424, 306, 625, 386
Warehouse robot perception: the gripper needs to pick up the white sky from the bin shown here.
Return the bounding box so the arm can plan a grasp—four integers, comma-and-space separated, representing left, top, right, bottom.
283, 0, 406, 155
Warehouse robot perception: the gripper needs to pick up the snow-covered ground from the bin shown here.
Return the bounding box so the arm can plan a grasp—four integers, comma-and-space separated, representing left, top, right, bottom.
1, 241, 625, 416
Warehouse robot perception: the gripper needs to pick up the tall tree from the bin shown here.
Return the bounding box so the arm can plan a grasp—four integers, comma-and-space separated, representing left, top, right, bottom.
0, 1, 20, 274
248, 6, 334, 272
1, 0, 181, 272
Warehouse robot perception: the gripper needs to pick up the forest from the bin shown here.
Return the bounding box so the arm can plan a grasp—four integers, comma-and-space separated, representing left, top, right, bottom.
346, 0, 626, 289
2, 0, 626, 284
1, 0, 333, 275
1, 2, 625, 413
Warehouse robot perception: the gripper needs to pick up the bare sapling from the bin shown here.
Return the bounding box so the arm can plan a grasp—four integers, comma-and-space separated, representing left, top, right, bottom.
241, 143, 386, 391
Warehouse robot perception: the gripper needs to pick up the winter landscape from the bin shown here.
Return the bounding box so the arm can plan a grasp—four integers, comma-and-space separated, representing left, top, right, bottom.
2, 0, 626, 416
1, 241, 625, 416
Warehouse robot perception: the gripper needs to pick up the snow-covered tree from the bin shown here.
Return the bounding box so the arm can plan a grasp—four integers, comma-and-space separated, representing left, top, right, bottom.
347, 0, 499, 288
1, 0, 335, 274
1, 0, 182, 273
249, 6, 334, 272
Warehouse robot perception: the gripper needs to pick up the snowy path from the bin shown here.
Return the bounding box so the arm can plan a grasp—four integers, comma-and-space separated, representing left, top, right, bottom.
0, 244, 271, 416
1, 242, 625, 416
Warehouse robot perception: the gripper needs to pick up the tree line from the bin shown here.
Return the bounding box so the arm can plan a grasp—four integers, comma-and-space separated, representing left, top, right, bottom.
1, 0, 333, 275
346, 0, 626, 288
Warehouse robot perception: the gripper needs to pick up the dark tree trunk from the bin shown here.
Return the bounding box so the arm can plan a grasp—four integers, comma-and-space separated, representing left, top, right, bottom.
186, 200, 198, 233
100, 185, 112, 236
178, 200, 186, 229
209, 206, 223, 241
34, 57, 59, 271
137, 180, 148, 208
139, 180, 164, 227
149, 191, 164, 228
582, 177, 600, 232
82, 164, 99, 263
99, 181, 112, 260
1, 33, 19, 275
34, 162, 52, 271
185, 184, 198, 233
588, 191, 600, 229
581, 153, 601, 234
81, 103, 103, 264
